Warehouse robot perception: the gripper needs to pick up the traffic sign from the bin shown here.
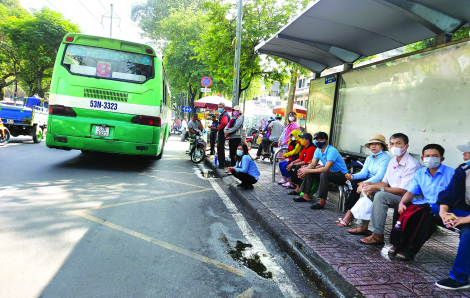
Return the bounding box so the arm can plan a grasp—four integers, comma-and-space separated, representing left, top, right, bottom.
181, 106, 193, 113
201, 76, 212, 87
201, 88, 211, 93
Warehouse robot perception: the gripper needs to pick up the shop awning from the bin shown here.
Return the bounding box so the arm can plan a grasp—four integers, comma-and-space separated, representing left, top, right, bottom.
255, 0, 470, 73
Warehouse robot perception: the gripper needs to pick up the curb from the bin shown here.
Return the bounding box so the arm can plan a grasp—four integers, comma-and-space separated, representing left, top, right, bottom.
204, 158, 362, 298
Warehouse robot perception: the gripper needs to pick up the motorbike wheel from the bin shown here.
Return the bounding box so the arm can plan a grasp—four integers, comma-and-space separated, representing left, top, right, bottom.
0, 129, 10, 146
190, 145, 205, 163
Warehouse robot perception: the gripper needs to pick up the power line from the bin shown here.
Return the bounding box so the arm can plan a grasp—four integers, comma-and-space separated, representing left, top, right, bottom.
45, 0, 59, 11
98, 0, 108, 12
77, 0, 106, 32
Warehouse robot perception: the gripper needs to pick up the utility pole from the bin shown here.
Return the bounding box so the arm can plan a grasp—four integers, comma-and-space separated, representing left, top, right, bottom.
231, 0, 243, 107
101, 4, 120, 38
109, 4, 113, 38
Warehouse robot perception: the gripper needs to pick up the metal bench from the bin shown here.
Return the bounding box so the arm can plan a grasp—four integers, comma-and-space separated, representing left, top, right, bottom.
271, 147, 289, 182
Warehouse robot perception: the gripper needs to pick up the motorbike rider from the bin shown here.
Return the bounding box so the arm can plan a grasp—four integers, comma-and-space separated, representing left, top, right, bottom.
187, 113, 205, 154
0, 118, 11, 146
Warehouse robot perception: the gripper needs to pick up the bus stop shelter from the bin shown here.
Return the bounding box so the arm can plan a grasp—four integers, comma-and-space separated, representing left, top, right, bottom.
255, 0, 470, 75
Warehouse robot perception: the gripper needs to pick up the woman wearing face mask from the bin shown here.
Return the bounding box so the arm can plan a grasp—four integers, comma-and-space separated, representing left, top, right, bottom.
278, 111, 300, 148
278, 130, 302, 187
337, 134, 391, 227
227, 143, 261, 190
224, 106, 244, 167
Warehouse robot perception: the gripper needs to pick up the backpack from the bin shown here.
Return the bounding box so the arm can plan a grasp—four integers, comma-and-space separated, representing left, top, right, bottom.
389, 204, 431, 249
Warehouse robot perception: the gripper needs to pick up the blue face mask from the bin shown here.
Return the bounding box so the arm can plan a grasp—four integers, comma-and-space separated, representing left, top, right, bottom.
236, 150, 243, 156
218, 108, 224, 113
313, 140, 317, 146
370, 150, 383, 156
466, 160, 470, 166
316, 141, 326, 149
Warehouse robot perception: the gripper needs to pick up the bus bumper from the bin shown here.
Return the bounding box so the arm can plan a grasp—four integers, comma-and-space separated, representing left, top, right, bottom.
46, 134, 160, 156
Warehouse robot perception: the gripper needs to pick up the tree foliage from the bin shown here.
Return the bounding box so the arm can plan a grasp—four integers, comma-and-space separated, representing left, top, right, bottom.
0, 7, 80, 97
193, 0, 310, 100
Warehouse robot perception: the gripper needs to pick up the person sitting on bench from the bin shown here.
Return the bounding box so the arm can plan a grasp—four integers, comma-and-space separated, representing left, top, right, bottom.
389, 144, 454, 260
296, 132, 349, 209
355, 133, 421, 244
286, 133, 316, 196
434, 141, 470, 290
337, 134, 391, 227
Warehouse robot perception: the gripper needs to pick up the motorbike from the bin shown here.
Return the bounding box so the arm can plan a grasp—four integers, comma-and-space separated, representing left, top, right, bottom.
0, 118, 11, 146
189, 129, 206, 163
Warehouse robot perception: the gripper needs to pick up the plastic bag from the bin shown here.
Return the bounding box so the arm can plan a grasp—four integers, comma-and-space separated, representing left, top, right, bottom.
256, 135, 263, 145
350, 191, 373, 220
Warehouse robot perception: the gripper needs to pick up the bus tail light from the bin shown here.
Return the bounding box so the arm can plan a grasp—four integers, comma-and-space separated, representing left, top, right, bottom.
49, 105, 77, 117
131, 115, 161, 127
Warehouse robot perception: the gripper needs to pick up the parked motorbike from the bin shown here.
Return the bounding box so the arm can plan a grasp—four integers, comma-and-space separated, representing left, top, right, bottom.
0, 119, 11, 146
189, 129, 206, 163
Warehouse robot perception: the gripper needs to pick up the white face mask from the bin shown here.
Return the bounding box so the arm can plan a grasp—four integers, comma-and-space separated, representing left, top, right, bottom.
390, 146, 406, 156
288, 116, 294, 121
423, 157, 441, 169
291, 136, 295, 141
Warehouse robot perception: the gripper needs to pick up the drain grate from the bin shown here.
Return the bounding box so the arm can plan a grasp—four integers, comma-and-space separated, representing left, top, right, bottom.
84, 88, 129, 102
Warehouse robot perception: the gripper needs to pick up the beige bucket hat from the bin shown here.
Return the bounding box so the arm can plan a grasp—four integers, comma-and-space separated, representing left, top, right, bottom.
364, 134, 389, 151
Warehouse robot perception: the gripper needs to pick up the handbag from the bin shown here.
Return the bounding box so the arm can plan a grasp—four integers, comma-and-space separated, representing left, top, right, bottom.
350, 191, 373, 220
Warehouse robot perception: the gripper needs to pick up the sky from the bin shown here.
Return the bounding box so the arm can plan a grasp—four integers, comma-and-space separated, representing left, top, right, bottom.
19, 0, 151, 45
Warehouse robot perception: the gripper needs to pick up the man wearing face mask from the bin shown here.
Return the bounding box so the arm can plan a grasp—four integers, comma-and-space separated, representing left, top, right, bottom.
434, 141, 470, 290
296, 132, 349, 208
217, 103, 231, 169
225, 106, 244, 167
386, 144, 454, 261
255, 114, 284, 160
359, 133, 422, 245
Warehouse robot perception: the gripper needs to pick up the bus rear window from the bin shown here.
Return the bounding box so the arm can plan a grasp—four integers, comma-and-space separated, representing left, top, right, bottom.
62, 44, 154, 83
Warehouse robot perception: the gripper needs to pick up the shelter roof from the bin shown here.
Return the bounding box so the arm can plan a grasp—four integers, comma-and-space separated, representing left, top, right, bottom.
255, 0, 470, 73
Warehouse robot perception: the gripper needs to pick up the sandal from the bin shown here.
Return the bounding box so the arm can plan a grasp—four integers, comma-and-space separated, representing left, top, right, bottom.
338, 220, 352, 227
360, 234, 384, 245
388, 246, 400, 256
287, 190, 300, 195
396, 252, 413, 261
348, 227, 372, 235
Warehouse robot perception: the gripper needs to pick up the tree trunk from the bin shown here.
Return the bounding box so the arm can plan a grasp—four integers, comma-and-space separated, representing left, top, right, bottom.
285, 69, 298, 125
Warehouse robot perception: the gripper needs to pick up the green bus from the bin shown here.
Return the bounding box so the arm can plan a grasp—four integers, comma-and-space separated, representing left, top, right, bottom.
46, 33, 170, 159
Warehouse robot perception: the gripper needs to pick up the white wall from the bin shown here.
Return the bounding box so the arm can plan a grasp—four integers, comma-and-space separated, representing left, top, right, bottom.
334, 40, 470, 168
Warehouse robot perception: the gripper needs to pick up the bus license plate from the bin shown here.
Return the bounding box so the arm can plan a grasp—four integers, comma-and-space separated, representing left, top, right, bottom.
7, 119, 14, 124
95, 126, 110, 137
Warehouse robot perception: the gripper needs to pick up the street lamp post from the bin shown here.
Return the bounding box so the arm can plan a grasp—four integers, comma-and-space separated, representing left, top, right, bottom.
231, 0, 243, 107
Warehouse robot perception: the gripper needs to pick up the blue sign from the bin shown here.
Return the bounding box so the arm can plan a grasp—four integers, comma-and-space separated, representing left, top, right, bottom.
325, 76, 336, 84
181, 106, 193, 113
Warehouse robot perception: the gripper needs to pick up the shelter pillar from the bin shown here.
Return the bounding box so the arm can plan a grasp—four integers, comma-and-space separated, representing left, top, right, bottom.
435, 33, 453, 46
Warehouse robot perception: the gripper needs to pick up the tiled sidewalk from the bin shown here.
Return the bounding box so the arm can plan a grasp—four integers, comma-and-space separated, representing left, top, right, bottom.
207, 152, 470, 298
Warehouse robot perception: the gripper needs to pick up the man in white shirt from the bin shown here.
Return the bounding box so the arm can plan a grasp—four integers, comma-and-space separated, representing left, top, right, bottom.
181, 117, 188, 142
347, 133, 422, 245
255, 114, 284, 159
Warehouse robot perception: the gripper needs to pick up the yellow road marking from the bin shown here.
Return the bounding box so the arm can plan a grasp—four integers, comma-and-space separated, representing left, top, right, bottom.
70, 210, 246, 277
236, 287, 254, 298
139, 172, 207, 189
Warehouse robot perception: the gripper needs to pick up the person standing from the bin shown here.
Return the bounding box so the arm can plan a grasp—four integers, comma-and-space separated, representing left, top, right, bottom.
181, 117, 188, 142
217, 103, 230, 169
209, 114, 219, 155
279, 111, 300, 148
225, 106, 244, 167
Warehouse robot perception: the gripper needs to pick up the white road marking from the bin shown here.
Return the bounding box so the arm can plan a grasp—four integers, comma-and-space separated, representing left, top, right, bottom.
198, 165, 302, 298
0, 186, 18, 198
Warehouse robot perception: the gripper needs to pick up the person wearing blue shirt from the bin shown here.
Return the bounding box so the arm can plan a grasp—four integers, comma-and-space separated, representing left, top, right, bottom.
296, 132, 349, 209
227, 143, 260, 190
434, 141, 470, 290
390, 144, 455, 261
338, 134, 391, 227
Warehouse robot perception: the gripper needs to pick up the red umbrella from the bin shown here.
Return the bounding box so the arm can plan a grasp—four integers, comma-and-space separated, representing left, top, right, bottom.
194, 96, 232, 111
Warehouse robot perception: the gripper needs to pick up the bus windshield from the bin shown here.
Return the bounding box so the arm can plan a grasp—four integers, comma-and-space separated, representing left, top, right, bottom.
62, 44, 154, 83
